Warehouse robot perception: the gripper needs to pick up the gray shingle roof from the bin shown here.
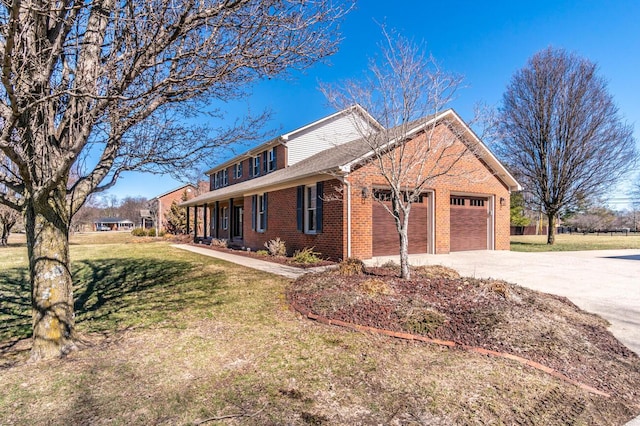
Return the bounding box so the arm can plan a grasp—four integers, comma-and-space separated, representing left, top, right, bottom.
181, 109, 521, 207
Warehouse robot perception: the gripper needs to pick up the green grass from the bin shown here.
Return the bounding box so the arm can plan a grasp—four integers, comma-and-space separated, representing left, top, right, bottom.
511, 233, 640, 252
0, 234, 637, 424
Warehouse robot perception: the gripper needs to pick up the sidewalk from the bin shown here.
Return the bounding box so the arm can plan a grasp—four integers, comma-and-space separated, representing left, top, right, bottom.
172, 244, 328, 279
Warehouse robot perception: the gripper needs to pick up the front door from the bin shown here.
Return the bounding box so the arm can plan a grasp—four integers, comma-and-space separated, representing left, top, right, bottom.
233, 206, 243, 239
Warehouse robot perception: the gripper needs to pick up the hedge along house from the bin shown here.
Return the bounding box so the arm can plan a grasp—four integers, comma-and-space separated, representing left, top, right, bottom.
181, 106, 521, 260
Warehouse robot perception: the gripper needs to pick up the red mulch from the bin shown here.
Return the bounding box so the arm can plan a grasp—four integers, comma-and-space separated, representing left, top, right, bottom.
288, 265, 640, 408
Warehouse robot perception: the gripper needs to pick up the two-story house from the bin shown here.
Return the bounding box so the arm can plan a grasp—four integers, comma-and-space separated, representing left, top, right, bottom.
181, 105, 520, 260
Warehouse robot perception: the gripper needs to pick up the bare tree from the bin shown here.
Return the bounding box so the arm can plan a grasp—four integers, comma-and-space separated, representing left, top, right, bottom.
0, 204, 18, 245
495, 47, 637, 244
322, 30, 469, 279
0, 0, 351, 360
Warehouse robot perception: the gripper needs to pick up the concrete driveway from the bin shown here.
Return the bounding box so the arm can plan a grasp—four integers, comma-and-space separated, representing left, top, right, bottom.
368, 249, 640, 355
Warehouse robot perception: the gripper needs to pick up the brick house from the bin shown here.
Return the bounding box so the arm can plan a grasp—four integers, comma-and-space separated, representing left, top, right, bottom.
181, 106, 521, 260
152, 182, 208, 232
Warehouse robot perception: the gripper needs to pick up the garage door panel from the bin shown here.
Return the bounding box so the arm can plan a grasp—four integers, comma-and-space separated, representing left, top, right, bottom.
450, 197, 488, 252
372, 198, 429, 257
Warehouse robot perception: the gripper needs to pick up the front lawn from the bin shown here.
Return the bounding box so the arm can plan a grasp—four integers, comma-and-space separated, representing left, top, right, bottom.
1, 236, 639, 424
511, 233, 640, 252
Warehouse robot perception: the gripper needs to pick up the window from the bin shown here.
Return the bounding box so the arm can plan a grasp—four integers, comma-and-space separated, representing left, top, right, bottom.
267, 148, 276, 172
297, 183, 323, 234
469, 199, 485, 207
252, 156, 260, 177
251, 193, 268, 232
221, 206, 228, 230
305, 185, 317, 233
221, 169, 228, 186
235, 162, 242, 179
450, 197, 465, 206
257, 194, 266, 232
214, 173, 219, 189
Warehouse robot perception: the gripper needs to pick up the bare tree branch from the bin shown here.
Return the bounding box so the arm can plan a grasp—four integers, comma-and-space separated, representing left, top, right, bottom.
321, 28, 472, 279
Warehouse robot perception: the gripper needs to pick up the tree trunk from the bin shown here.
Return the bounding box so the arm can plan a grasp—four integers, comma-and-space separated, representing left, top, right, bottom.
25, 190, 77, 361
398, 224, 411, 279
546, 213, 556, 245
0, 224, 7, 246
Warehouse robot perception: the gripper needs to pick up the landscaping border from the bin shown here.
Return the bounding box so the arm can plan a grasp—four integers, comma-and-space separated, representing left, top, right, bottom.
289, 300, 610, 398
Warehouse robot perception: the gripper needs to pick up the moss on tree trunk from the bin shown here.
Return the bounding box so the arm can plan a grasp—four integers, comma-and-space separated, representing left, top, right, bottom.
25, 190, 76, 361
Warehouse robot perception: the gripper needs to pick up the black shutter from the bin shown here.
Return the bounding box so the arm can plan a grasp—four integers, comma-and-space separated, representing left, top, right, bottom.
262, 151, 267, 174
272, 148, 277, 171
316, 181, 323, 233
262, 193, 268, 231
251, 195, 257, 231
296, 185, 304, 232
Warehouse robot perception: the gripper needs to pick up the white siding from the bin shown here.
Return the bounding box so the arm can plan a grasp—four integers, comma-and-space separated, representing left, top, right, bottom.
286, 112, 375, 165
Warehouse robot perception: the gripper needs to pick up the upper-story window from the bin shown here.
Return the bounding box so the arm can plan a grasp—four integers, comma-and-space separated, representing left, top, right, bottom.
213, 173, 220, 189
267, 148, 276, 172
234, 161, 242, 179
252, 155, 260, 177
222, 169, 228, 186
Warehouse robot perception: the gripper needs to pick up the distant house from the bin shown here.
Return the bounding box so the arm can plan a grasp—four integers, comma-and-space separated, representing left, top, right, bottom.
94, 218, 134, 231
150, 182, 208, 233
181, 106, 521, 260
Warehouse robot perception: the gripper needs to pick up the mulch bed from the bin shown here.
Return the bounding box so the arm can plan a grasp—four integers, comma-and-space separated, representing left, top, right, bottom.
190, 243, 335, 269
288, 264, 640, 410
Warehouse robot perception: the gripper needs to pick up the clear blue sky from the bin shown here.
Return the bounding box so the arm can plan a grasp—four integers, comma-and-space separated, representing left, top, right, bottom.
106, 0, 640, 208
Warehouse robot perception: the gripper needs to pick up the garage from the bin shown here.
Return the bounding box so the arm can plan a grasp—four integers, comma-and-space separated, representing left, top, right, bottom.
372, 191, 429, 256
449, 195, 490, 251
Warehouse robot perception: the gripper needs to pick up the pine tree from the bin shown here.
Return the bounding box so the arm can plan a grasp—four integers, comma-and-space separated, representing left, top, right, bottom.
164, 192, 188, 235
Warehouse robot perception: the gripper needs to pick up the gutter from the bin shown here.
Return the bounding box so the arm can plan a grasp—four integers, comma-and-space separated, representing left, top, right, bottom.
337, 175, 352, 259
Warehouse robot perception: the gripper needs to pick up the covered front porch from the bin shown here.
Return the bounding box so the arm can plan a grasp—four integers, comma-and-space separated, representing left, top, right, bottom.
185, 197, 245, 247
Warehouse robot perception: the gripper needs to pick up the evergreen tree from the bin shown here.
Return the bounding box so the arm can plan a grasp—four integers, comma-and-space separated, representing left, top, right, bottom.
164, 192, 188, 235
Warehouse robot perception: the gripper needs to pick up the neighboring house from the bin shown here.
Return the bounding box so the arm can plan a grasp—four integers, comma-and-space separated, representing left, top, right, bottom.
94, 218, 134, 231
181, 106, 521, 260
151, 182, 208, 233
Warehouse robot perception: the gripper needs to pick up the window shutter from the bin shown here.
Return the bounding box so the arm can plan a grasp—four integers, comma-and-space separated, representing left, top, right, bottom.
296, 185, 304, 232
249, 160, 253, 177
262, 151, 267, 174
251, 195, 257, 231
316, 181, 323, 233
262, 193, 268, 231
272, 148, 277, 171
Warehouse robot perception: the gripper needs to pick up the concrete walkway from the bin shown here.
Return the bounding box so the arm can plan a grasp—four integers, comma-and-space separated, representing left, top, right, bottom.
368, 249, 640, 356
172, 244, 325, 279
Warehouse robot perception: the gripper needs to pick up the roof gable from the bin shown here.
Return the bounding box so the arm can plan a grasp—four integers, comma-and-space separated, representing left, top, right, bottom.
182, 109, 520, 207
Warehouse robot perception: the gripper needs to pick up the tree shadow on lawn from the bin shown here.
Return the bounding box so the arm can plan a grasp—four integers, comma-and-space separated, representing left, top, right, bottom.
1, 257, 224, 355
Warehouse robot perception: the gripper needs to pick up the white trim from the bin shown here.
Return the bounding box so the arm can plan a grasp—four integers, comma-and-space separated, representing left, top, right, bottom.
424, 189, 435, 254
281, 104, 382, 141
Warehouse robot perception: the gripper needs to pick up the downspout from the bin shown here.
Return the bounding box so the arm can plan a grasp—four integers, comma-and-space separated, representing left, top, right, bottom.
338, 175, 352, 259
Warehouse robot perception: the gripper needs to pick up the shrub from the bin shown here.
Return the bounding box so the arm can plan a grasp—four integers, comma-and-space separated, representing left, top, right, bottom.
256, 250, 269, 256
131, 228, 147, 237
401, 308, 446, 335
210, 238, 228, 248
413, 265, 460, 280
147, 228, 157, 237
292, 247, 321, 264
264, 237, 287, 257
338, 258, 365, 276
359, 278, 394, 296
